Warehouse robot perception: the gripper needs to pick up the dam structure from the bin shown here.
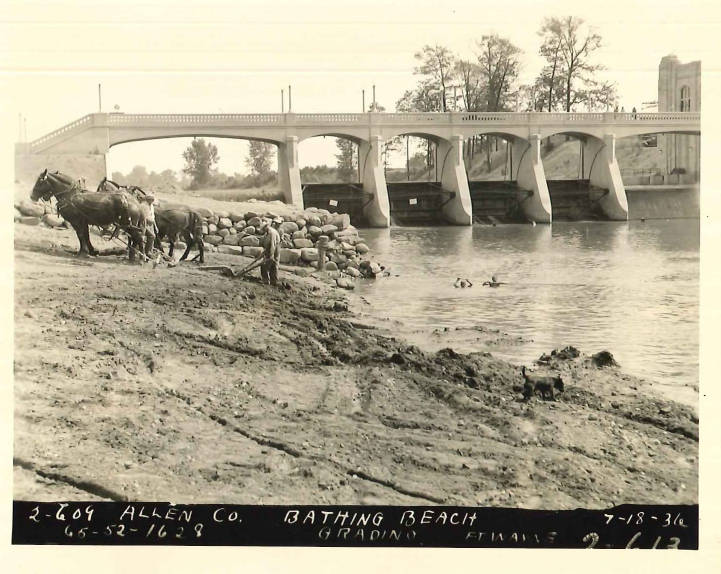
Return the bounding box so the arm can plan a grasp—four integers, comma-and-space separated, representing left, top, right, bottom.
15, 111, 700, 227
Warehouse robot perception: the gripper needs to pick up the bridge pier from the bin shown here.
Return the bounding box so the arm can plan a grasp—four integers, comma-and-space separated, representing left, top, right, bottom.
359, 135, 390, 227
277, 136, 303, 208
437, 135, 472, 225
584, 134, 629, 220
512, 134, 552, 223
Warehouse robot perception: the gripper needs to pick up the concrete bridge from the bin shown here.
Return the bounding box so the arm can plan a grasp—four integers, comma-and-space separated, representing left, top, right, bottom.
15, 111, 700, 226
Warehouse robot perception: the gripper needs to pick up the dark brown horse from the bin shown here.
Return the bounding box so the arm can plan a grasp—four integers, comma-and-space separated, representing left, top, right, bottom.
96, 177, 156, 258
154, 207, 205, 263
31, 169, 147, 260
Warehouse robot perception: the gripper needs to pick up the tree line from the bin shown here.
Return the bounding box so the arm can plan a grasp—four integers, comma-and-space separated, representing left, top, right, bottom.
167, 16, 616, 188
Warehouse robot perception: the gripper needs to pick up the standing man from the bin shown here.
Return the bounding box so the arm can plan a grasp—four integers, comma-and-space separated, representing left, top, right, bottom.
258, 217, 282, 285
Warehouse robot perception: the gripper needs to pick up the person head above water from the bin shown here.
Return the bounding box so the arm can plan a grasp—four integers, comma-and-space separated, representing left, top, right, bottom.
491, 275, 497, 283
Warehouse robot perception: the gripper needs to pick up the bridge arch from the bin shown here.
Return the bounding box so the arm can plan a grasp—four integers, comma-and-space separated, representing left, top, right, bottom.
296, 131, 367, 144
108, 133, 283, 149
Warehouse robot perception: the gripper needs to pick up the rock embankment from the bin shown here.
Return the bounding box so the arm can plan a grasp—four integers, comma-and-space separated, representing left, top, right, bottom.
190, 206, 372, 275
16, 198, 383, 286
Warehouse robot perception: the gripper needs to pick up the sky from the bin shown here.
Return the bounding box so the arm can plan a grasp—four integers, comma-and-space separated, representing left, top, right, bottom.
1, 0, 718, 182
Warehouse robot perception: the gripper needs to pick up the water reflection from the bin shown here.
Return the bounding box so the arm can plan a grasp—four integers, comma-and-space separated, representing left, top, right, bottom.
357, 220, 699, 403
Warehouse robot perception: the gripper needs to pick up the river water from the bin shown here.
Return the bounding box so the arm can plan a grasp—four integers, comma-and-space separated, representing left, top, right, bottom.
354, 219, 699, 406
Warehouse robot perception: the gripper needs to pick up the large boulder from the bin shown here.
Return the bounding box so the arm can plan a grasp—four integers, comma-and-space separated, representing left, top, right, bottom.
292, 229, 306, 240
16, 201, 46, 217
300, 248, 319, 262
325, 261, 338, 272
228, 227, 237, 235
243, 226, 256, 235
217, 245, 244, 256
328, 213, 351, 230
293, 238, 314, 249
336, 277, 355, 290
307, 225, 322, 237
244, 211, 259, 220
208, 215, 220, 226
334, 229, 359, 241
306, 214, 323, 228
223, 234, 241, 246
228, 211, 245, 222
294, 217, 307, 229
240, 235, 260, 247
207, 223, 218, 234
279, 248, 302, 265
330, 252, 347, 265
247, 216, 262, 228
345, 267, 361, 278
218, 228, 230, 238
355, 243, 369, 254
42, 214, 65, 228
242, 246, 264, 258
194, 207, 214, 219
279, 221, 299, 235
234, 220, 247, 230
204, 234, 223, 245
218, 217, 233, 229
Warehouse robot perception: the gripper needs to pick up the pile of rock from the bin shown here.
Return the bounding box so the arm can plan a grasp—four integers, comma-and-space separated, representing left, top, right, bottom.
194, 207, 373, 274
16, 198, 380, 284
14, 200, 67, 229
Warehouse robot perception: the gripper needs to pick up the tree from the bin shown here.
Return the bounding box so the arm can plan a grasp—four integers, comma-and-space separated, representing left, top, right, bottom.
536, 20, 566, 112
476, 34, 522, 112
245, 141, 275, 177
454, 59, 484, 112
413, 44, 455, 111
182, 138, 219, 187
537, 16, 607, 112
335, 139, 356, 181
474, 35, 523, 170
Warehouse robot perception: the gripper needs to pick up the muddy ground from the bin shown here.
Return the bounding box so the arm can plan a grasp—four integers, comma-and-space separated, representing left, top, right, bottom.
13, 222, 698, 508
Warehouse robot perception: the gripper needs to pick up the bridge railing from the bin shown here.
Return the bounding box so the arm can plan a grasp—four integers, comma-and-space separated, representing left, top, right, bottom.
106, 113, 285, 124
28, 114, 93, 152
26, 111, 700, 152
99, 111, 703, 127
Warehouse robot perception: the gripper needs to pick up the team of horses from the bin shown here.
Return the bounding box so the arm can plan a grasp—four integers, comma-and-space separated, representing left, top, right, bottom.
31, 170, 205, 263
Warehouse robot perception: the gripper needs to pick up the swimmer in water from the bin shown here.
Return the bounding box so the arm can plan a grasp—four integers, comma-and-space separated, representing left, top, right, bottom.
482, 275, 504, 288
454, 277, 473, 288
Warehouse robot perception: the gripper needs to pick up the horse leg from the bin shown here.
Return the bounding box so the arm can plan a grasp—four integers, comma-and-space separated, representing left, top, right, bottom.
168, 234, 176, 259
197, 235, 205, 263
128, 228, 145, 263
179, 230, 193, 261
86, 229, 99, 256
73, 223, 90, 257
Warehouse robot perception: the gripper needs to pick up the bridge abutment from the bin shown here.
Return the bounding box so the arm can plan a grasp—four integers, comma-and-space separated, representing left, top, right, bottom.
584, 134, 629, 220
512, 135, 552, 224
14, 144, 107, 189
359, 136, 390, 227
277, 136, 303, 208
437, 135, 472, 225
